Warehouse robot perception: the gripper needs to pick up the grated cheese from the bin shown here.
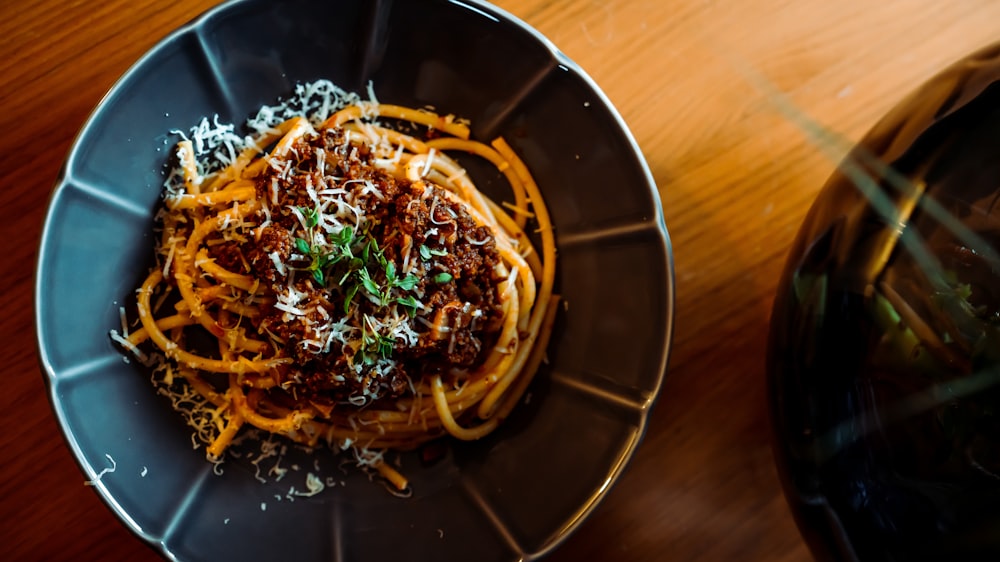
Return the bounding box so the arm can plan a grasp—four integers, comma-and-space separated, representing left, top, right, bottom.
84, 454, 117, 486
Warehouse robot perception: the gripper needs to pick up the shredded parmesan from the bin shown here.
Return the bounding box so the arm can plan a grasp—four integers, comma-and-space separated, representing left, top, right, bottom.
84, 454, 117, 486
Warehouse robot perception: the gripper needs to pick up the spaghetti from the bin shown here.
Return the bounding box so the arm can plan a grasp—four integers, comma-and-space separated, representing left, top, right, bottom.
116, 82, 558, 490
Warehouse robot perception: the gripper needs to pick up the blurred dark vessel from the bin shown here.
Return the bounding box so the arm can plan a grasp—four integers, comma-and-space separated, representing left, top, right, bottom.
769, 43, 1000, 561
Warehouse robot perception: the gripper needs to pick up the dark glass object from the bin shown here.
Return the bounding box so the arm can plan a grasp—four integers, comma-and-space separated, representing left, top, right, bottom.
769, 43, 1000, 561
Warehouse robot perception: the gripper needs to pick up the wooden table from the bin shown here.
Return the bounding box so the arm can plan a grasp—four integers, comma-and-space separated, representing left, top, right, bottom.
4, 0, 1000, 560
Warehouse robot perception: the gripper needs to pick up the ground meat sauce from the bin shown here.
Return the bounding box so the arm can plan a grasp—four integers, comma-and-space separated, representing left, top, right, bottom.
205, 126, 504, 407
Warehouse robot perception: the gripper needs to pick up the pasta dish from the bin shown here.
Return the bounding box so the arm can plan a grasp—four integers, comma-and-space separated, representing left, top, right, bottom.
112, 82, 557, 490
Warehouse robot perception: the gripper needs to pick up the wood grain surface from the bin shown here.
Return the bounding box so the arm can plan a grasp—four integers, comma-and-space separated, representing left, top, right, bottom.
3, 1, 1000, 560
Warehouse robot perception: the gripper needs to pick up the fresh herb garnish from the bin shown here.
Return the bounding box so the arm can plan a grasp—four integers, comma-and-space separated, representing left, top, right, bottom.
418, 244, 447, 261
294, 237, 311, 255
343, 283, 360, 315
355, 314, 396, 364
298, 205, 320, 228
359, 267, 381, 296
289, 218, 426, 357
396, 295, 422, 317
395, 274, 419, 291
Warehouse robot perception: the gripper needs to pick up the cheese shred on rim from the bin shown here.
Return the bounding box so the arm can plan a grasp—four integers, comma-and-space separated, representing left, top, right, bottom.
117, 81, 558, 491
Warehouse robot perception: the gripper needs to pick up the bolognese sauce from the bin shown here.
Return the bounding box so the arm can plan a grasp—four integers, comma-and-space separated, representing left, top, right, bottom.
204, 127, 504, 408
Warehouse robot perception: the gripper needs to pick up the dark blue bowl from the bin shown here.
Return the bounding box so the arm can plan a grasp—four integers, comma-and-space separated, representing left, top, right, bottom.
35, 1, 674, 560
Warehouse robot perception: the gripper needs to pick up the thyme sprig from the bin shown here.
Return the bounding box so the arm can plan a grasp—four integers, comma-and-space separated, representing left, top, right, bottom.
291, 215, 425, 354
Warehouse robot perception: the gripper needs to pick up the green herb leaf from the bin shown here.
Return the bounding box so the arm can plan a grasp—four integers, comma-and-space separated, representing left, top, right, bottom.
312, 268, 325, 286
360, 269, 380, 295
344, 283, 359, 314
320, 253, 340, 268
396, 274, 418, 291
298, 206, 319, 228
385, 261, 396, 282
372, 239, 386, 268
419, 244, 432, 261
433, 272, 453, 284
294, 237, 310, 254
336, 226, 354, 247
378, 336, 394, 358
396, 295, 421, 317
